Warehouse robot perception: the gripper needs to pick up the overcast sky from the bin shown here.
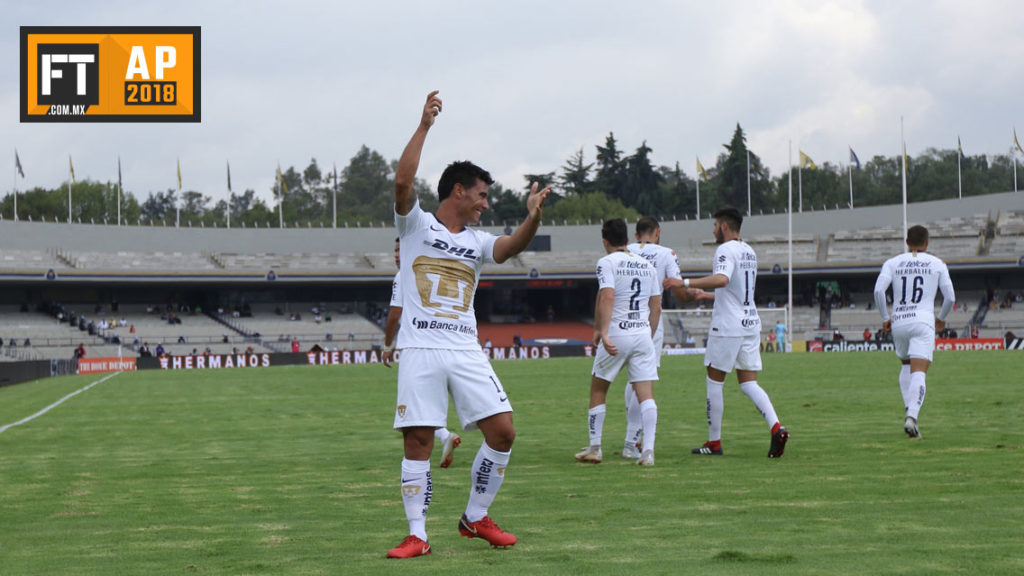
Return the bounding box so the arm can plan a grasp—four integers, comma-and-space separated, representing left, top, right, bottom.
3, 0, 1023, 207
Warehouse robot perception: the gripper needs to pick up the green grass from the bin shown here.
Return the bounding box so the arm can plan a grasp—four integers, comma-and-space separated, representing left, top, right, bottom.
0, 352, 1021, 575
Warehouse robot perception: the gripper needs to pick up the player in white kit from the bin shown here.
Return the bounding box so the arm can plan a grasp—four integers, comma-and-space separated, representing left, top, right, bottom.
575, 219, 661, 466
387, 91, 551, 559
873, 225, 955, 438
382, 237, 461, 468
664, 207, 789, 458
621, 217, 711, 458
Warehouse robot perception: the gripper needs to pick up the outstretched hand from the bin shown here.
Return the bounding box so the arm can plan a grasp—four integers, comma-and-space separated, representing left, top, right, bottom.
526, 181, 552, 220
690, 288, 715, 301
421, 90, 442, 128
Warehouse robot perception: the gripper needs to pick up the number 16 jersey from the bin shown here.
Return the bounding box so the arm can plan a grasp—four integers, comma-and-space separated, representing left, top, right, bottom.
874, 251, 954, 330
710, 239, 760, 337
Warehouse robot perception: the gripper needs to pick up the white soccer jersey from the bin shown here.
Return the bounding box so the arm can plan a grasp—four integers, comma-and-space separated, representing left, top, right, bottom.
395, 200, 497, 350
390, 271, 402, 308
596, 250, 659, 337
709, 239, 760, 337
874, 251, 955, 330
627, 242, 680, 342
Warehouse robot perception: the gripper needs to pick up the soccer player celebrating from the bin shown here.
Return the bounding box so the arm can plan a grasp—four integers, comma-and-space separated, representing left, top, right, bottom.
382, 237, 461, 469
386, 91, 551, 559
664, 207, 789, 458
873, 225, 955, 438
575, 218, 662, 466
621, 216, 710, 458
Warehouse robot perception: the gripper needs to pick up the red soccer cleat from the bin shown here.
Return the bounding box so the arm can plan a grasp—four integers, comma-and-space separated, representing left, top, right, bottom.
458, 515, 517, 548
440, 433, 461, 468
386, 535, 431, 559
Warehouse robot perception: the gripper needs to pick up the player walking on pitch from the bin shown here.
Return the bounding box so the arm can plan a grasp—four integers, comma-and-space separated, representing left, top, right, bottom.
382, 237, 461, 469
873, 225, 955, 438
664, 207, 789, 458
621, 216, 711, 458
575, 219, 662, 466
386, 91, 551, 559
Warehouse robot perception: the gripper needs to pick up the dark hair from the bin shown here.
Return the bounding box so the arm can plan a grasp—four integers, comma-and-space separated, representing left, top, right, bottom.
602, 218, 629, 247
713, 206, 743, 232
635, 216, 659, 237
907, 225, 929, 247
437, 161, 494, 201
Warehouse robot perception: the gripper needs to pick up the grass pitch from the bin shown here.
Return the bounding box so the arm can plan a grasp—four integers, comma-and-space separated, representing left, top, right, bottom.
0, 352, 1021, 575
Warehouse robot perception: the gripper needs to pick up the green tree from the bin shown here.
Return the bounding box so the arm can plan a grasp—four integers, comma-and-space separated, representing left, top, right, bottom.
594, 132, 626, 202
544, 192, 640, 224
624, 141, 663, 214
559, 148, 593, 196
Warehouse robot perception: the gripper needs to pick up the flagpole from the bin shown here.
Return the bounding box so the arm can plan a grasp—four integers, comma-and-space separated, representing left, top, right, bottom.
68, 155, 73, 224
278, 164, 284, 229
11, 150, 16, 221
957, 140, 962, 200
695, 156, 701, 220
798, 162, 802, 213
848, 164, 853, 209
117, 157, 122, 226
787, 140, 793, 353
332, 163, 338, 229
901, 117, 908, 249
746, 149, 751, 216
176, 158, 181, 228
226, 161, 231, 229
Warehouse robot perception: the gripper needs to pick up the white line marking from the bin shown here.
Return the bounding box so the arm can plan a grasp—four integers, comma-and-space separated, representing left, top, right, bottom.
0, 372, 121, 435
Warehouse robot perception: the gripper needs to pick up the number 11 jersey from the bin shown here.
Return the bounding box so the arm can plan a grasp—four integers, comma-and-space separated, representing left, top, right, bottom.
710, 239, 760, 337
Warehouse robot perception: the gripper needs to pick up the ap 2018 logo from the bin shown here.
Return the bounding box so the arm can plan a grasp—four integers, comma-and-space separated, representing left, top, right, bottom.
20, 26, 200, 122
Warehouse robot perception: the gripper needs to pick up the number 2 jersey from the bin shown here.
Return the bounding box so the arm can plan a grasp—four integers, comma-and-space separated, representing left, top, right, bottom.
395, 200, 497, 350
873, 251, 955, 330
627, 242, 680, 340
596, 250, 659, 337
710, 239, 760, 337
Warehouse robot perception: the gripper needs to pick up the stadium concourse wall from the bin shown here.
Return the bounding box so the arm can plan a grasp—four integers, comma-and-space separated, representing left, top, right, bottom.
3, 190, 1024, 258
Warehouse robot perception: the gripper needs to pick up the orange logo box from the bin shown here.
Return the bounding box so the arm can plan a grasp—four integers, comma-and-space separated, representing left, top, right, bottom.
21, 26, 200, 122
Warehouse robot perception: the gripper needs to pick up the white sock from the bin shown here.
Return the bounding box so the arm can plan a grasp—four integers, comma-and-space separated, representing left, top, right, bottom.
639, 398, 658, 454
588, 404, 607, 447
740, 380, 780, 429
400, 458, 431, 541
907, 371, 926, 420
706, 377, 724, 442
464, 443, 511, 523
434, 427, 451, 444
624, 385, 643, 449
898, 365, 912, 411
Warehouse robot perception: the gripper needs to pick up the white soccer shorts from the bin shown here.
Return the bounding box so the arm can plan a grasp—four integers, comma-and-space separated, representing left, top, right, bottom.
892, 322, 935, 362
592, 332, 659, 383
394, 348, 512, 431
704, 333, 763, 373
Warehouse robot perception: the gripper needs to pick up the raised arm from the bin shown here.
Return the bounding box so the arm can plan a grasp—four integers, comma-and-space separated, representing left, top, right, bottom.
394, 91, 442, 216
492, 182, 552, 263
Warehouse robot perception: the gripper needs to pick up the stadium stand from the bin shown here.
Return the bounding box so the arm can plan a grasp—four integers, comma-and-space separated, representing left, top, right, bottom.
2, 191, 1024, 360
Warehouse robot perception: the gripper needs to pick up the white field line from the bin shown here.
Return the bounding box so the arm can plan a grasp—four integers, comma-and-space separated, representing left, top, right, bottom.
0, 372, 121, 434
